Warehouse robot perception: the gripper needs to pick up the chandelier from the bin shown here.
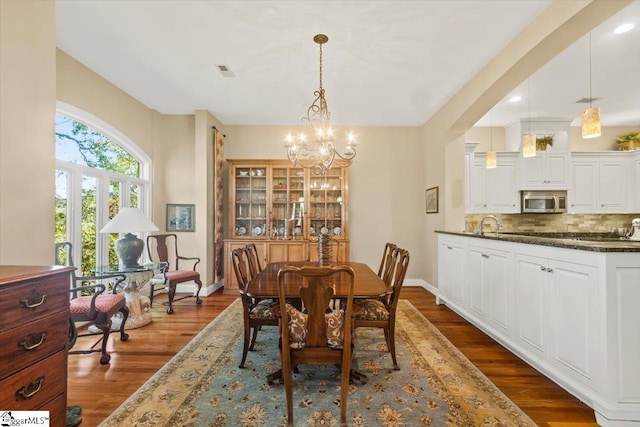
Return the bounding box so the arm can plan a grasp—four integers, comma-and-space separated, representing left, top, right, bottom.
284, 34, 356, 175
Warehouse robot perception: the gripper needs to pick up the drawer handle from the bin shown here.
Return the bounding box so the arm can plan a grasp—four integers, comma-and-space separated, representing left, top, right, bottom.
21, 293, 47, 309
15, 376, 44, 400
481, 253, 489, 258
18, 332, 47, 351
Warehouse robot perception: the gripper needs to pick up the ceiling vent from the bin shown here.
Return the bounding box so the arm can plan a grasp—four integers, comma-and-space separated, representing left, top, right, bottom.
575, 97, 601, 104
217, 65, 235, 77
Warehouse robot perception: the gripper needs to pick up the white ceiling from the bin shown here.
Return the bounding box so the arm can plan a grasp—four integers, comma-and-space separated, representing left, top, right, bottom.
55, 1, 640, 129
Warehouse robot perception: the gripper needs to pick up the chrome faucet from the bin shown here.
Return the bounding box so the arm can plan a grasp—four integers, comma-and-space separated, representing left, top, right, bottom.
480, 215, 503, 236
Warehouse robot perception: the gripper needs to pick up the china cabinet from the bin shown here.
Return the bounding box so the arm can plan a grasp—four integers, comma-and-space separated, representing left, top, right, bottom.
224, 159, 350, 292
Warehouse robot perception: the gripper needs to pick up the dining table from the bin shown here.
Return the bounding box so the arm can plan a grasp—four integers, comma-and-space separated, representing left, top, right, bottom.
246, 261, 390, 384
245, 261, 390, 299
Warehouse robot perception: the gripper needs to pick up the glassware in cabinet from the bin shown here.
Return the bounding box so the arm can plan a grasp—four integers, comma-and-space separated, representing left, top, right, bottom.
270, 167, 304, 239
234, 166, 267, 238
308, 168, 344, 239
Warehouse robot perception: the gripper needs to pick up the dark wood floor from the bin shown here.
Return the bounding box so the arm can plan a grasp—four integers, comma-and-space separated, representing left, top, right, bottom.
67, 287, 598, 427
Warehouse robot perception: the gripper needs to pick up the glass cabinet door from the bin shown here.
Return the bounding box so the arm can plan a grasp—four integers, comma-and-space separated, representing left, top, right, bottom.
234, 167, 267, 238
308, 168, 344, 239
270, 167, 304, 239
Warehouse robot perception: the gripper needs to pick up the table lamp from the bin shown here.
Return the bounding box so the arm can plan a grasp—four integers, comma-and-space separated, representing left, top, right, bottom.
100, 207, 159, 268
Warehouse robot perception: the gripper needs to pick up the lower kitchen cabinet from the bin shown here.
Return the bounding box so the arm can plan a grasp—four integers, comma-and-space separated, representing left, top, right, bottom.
467, 244, 513, 338
437, 235, 465, 305
436, 232, 640, 426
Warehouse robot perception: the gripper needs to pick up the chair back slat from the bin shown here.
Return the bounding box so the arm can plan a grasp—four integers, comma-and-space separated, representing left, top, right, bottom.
231, 247, 250, 289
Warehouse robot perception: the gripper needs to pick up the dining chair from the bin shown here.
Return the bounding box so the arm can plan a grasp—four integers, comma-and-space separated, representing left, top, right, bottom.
231, 247, 278, 368
276, 265, 355, 427
55, 242, 130, 365
146, 233, 203, 314
377, 242, 398, 285
355, 248, 410, 370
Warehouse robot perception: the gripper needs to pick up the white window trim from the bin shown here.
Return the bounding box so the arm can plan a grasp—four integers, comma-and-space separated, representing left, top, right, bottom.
56, 102, 154, 270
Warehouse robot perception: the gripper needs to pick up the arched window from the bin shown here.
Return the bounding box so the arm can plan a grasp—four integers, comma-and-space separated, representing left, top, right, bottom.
55, 103, 152, 273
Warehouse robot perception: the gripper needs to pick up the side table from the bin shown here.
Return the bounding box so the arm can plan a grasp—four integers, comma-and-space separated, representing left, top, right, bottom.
94, 264, 160, 330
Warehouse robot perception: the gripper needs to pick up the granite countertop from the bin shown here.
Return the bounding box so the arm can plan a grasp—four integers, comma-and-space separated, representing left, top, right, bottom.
435, 230, 640, 252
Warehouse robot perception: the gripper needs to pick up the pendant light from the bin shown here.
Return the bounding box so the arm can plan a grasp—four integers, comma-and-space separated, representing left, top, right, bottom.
582, 32, 601, 139
486, 110, 497, 169
522, 78, 536, 157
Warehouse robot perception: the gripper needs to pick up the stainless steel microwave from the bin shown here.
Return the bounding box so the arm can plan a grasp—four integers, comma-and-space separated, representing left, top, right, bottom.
521, 191, 567, 213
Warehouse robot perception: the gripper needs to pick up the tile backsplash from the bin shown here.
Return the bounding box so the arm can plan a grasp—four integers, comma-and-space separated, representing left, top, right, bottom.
465, 213, 640, 234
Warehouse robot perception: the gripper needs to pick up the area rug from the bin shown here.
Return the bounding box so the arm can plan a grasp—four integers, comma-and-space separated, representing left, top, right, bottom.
100, 299, 537, 427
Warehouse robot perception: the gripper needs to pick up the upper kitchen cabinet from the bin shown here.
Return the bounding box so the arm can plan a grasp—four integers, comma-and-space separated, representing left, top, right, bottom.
519, 152, 570, 190
505, 119, 571, 190
570, 152, 634, 213
466, 151, 519, 213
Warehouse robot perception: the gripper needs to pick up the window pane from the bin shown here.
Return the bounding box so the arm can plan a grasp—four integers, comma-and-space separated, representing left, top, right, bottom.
56, 114, 140, 177
81, 175, 97, 274
108, 180, 121, 266
130, 184, 139, 208
55, 169, 68, 244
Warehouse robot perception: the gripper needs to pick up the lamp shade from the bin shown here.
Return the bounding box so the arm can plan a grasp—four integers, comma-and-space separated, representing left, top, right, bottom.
522, 134, 537, 158
582, 107, 601, 139
100, 208, 158, 268
100, 208, 159, 234
486, 149, 497, 169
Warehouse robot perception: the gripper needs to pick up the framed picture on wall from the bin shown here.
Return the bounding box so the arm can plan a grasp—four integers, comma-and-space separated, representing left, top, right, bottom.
166, 204, 195, 232
425, 187, 438, 214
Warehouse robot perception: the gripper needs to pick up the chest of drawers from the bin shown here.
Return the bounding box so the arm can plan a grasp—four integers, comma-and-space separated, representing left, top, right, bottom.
0, 265, 74, 427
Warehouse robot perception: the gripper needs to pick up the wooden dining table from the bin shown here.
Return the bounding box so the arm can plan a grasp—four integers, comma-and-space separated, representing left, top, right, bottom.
245, 261, 390, 299
246, 261, 389, 384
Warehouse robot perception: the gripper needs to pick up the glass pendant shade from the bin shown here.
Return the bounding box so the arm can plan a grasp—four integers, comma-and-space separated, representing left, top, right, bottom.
581, 107, 601, 139
486, 149, 497, 169
522, 134, 537, 157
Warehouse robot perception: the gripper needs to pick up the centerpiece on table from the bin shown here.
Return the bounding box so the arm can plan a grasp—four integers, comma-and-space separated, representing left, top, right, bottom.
615, 131, 640, 151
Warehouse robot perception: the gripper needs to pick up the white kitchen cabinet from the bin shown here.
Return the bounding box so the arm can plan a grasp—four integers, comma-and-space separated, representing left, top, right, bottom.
437, 236, 466, 305
520, 152, 569, 190
467, 244, 513, 339
437, 232, 640, 426
514, 252, 599, 389
466, 152, 519, 213
513, 254, 549, 358
570, 153, 630, 213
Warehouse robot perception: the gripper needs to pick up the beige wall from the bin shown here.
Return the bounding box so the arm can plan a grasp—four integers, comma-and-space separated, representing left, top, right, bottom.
1, 0, 633, 289
420, 0, 632, 287
0, 0, 56, 264
223, 125, 424, 279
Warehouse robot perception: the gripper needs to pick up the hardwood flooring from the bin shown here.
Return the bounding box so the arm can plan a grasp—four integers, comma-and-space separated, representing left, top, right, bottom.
67, 287, 598, 427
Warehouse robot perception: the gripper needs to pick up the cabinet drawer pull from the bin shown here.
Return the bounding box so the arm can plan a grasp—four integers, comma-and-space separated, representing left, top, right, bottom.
15, 376, 45, 400
540, 265, 546, 271
482, 253, 489, 258
18, 332, 47, 351
21, 293, 47, 309
447, 246, 452, 250
546, 267, 553, 273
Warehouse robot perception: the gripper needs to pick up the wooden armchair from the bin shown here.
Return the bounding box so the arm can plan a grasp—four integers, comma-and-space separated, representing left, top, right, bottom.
276, 265, 355, 426
355, 248, 409, 370
231, 247, 278, 368
55, 242, 129, 365
146, 233, 203, 314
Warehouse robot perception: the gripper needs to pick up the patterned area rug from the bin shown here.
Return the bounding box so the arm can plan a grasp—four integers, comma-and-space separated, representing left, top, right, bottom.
100, 299, 536, 426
